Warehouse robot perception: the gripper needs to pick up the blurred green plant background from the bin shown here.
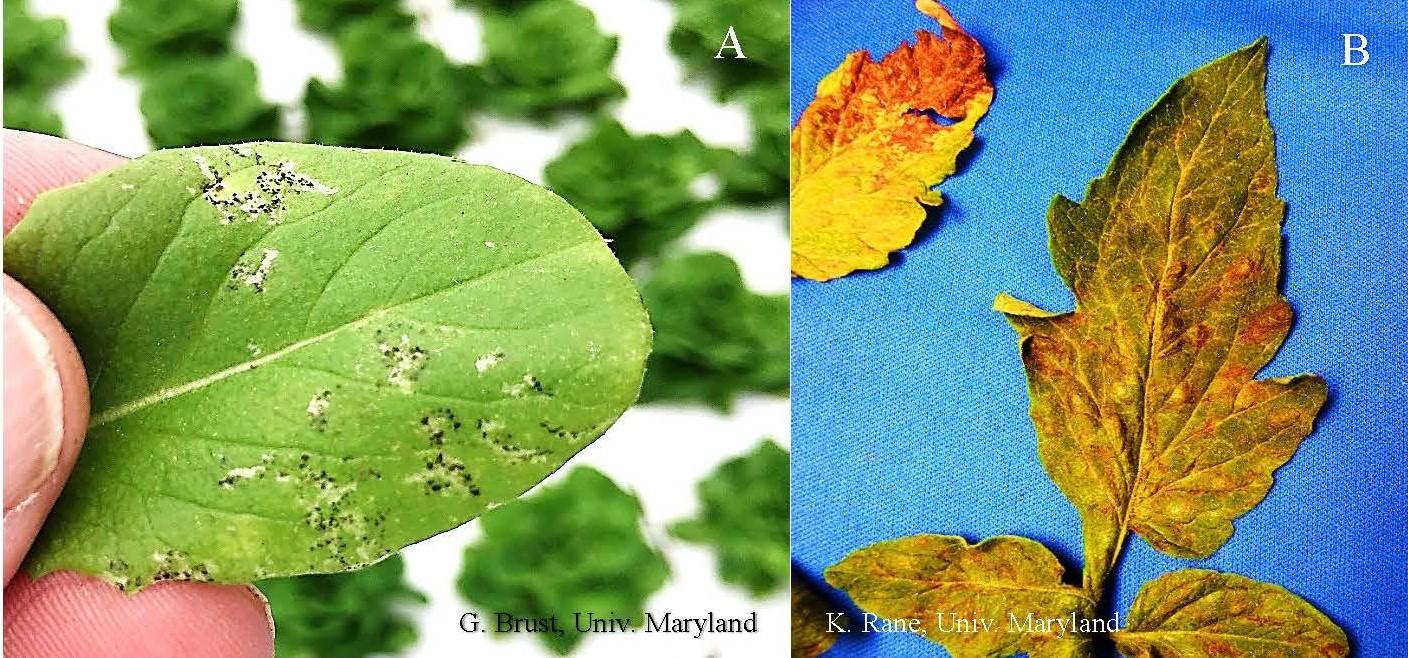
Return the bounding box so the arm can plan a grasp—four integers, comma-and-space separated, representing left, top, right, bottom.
4, 0, 789, 655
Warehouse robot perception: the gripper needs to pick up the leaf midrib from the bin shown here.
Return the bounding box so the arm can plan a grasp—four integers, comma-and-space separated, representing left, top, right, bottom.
89, 238, 597, 428
1107, 52, 1262, 578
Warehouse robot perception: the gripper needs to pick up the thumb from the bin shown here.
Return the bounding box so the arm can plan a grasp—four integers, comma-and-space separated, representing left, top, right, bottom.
3, 275, 89, 585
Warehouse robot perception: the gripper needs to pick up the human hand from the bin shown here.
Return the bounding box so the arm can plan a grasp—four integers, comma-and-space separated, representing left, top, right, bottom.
3, 130, 274, 658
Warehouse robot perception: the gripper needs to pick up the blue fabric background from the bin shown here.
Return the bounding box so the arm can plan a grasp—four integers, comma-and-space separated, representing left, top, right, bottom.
790, 1, 1408, 656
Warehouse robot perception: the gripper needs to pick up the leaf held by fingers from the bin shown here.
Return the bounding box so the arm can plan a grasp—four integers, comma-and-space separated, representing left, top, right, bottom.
995, 39, 1327, 594
3, 142, 650, 591
1112, 569, 1348, 658
790, 0, 993, 281
825, 535, 1094, 658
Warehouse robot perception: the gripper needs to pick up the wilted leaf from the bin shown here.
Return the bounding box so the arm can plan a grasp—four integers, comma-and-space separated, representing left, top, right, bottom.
1113, 569, 1348, 658
792, 569, 845, 658
259, 554, 426, 658
457, 467, 669, 655
790, 0, 992, 281
670, 439, 789, 597
5, 143, 650, 590
826, 535, 1094, 658
995, 39, 1327, 593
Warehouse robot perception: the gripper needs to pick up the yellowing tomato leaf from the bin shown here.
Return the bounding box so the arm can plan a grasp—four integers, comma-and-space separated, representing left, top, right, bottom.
790, 0, 992, 281
825, 535, 1094, 658
1113, 569, 1348, 658
995, 39, 1326, 594
4, 143, 650, 591
792, 570, 845, 658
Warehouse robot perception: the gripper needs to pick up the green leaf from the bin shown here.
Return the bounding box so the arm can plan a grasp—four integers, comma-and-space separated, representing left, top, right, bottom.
1112, 569, 1348, 658
995, 39, 1326, 594
826, 535, 1095, 658
305, 19, 476, 154
670, 439, 788, 597
4, 0, 82, 93
457, 467, 669, 655
4, 142, 651, 591
293, 0, 413, 34
3, 88, 66, 137
3, 0, 82, 136
792, 569, 846, 658
456, 0, 530, 9
545, 118, 723, 264
139, 55, 282, 148
259, 553, 426, 658
719, 83, 789, 205
108, 0, 238, 71
477, 0, 624, 119
669, 0, 788, 99
637, 252, 788, 410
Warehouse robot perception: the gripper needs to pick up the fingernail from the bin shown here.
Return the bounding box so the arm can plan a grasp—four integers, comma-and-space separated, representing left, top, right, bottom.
4, 280, 70, 513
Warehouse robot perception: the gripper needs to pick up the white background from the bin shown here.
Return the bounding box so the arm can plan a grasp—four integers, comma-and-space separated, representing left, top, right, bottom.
27, 0, 790, 655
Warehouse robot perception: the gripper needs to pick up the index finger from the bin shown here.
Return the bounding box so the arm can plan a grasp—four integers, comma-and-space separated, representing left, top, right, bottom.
4, 129, 126, 234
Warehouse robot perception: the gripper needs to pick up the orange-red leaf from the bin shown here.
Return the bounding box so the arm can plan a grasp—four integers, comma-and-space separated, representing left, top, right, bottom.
791, 0, 992, 281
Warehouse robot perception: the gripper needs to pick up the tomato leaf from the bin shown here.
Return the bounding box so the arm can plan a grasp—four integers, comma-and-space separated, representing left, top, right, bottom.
4, 142, 650, 591
826, 535, 1094, 658
995, 39, 1326, 593
791, 0, 993, 281
1113, 569, 1348, 658
792, 569, 845, 658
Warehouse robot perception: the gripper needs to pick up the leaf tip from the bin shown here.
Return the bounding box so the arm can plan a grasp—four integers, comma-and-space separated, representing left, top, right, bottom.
915, 0, 960, 31
993, 292, 1058, 319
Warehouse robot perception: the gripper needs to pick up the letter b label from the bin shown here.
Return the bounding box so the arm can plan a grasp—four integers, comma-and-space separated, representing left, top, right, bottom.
1343, 34, 1369, 66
